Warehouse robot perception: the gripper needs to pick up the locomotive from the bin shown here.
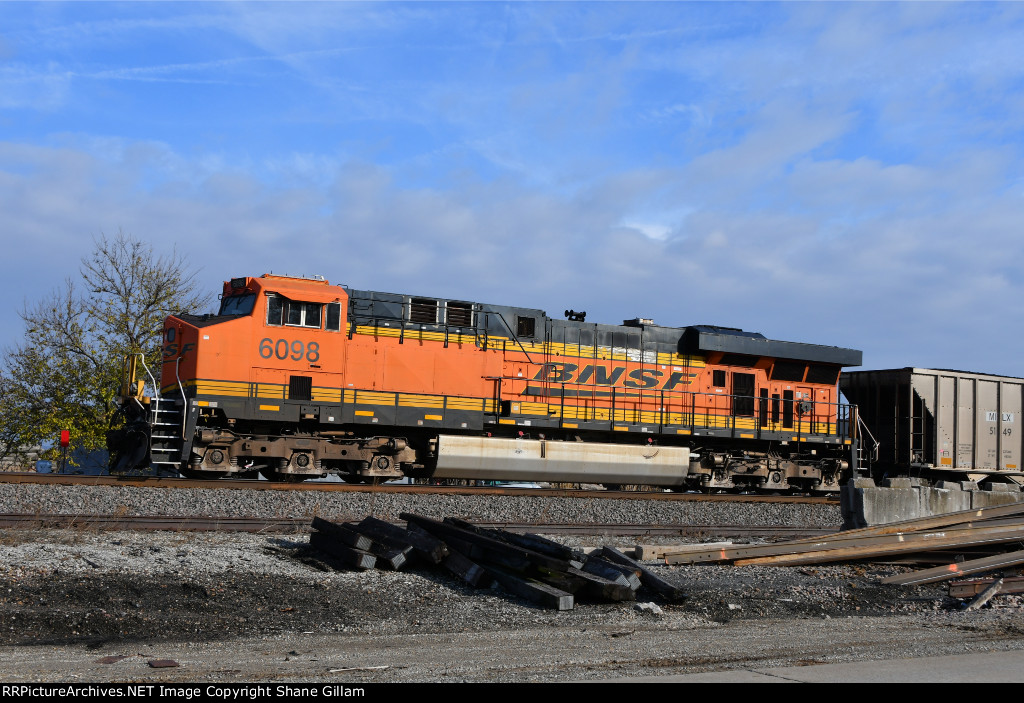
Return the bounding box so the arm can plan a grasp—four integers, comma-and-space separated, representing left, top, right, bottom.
109, 273, 865, 492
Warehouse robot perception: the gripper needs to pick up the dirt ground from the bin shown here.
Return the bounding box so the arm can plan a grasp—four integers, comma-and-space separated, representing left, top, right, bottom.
3, 529, 1024, 682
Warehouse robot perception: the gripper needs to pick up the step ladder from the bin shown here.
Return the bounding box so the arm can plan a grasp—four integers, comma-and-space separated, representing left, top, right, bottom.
149, 397, 185, 476
129, 353, 186, 477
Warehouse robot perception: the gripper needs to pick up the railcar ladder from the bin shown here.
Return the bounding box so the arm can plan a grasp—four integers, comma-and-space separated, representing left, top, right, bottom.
856, 414, 879, 475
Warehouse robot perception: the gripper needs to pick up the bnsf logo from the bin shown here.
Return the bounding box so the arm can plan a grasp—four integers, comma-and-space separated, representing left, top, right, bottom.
533, 363, 696, 391
161, 327, 195, 359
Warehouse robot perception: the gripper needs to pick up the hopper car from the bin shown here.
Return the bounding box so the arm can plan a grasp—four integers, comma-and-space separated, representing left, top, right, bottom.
109, 273, 868, 492
842, 368, 1023, 483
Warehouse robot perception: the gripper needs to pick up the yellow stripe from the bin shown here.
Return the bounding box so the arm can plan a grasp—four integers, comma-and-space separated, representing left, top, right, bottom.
259, 404, 279, 411
355, 391, 395, 405
424, 414, 443, 421
355, 410, 375, 417
613, 426, 628, 432
562, 422, 578, 428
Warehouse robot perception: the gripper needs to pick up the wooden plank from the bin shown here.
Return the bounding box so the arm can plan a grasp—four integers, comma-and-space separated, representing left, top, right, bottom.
487, 566, 574, 611
402, 513, 566, 572
310, 517, 372, 551
581, 556, 641, 590
357, 516, 449, 564
601, 546, 688, 601
497, 531, 586, 567
308, 530, 376, 570
361, 539, 413, 571
442, 517, 580, 571
440, 549, 493, 588
564, 566, 636, 601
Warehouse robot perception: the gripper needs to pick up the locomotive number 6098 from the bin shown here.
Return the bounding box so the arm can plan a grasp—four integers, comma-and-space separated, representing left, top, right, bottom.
258, 338, 320, 363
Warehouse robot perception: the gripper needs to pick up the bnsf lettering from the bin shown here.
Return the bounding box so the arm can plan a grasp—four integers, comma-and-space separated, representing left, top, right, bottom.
535, 363, 578, 382
624, 368, 662, 389
533, 363, 693, 391
162, 342, 196, 359
577, 365, 625, 385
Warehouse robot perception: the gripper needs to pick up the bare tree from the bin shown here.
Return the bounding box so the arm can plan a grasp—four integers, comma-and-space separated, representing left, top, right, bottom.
0, 231, 212, 469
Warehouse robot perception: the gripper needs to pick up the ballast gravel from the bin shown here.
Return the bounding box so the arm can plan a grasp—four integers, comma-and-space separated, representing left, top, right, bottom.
0, 482, 837, 527
2, 484, 1024, 682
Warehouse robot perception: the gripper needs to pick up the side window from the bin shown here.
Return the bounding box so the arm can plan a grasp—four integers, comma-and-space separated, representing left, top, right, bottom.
712, 369, 726, 387
266, 294, 323, 329
326, 302, 341, 332
267, 295, 284, 326
302, 302, 321, 328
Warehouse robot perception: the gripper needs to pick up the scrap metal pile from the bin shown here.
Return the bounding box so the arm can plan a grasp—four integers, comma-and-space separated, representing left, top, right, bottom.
664, 501, 1024, 609
307, 514, 686, 611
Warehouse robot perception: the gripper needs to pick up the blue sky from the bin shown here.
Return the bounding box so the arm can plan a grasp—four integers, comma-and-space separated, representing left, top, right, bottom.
2, 2, 1024, 376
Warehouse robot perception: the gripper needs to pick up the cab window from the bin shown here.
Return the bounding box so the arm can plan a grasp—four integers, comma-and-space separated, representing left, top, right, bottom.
219, 293, 256, 316
266, 294, 323, 329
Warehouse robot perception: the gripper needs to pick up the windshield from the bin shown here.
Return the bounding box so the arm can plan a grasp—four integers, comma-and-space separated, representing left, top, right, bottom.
218, 293, 257, 316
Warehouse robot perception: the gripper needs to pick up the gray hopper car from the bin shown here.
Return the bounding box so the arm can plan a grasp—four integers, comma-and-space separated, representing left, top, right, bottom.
841, 368, 1023, 481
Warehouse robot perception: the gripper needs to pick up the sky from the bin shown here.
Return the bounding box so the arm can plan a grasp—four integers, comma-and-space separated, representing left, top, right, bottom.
2, 1, 1024, 377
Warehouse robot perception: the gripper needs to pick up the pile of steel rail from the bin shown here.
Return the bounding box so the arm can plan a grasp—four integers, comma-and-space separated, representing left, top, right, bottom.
663, 502, 1024, 608
307, 513, 687, 611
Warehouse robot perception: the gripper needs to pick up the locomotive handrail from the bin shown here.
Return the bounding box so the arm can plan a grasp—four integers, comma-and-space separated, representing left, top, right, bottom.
490, 310, 535, 364
510, 374, 855, 442
175, 356, 187, 440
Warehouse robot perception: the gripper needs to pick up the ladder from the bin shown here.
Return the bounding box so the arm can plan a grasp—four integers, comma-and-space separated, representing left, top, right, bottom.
130, 354, 186, 477
149, 399, 185, 476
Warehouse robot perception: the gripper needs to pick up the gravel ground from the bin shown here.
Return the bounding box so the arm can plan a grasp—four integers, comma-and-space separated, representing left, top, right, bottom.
2, 483, 1024, 682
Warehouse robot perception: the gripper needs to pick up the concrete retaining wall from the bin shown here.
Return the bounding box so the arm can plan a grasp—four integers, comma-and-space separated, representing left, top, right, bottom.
840, 478, 1024, 529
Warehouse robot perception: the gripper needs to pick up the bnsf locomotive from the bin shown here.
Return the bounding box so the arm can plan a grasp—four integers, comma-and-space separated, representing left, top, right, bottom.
110, 273, 864, 492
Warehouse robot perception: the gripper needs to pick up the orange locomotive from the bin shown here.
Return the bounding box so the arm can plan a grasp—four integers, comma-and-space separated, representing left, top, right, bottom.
112, 273, 862, 491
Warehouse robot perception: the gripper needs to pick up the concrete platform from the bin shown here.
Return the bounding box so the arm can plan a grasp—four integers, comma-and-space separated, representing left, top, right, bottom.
841, 477, 1024, 528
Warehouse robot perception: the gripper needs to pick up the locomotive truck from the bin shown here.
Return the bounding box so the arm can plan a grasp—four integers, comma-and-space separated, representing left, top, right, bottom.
108, 273, 866, 492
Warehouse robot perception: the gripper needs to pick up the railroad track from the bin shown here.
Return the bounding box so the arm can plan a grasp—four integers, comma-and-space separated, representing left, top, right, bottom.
0, 472, 838, 504
0, 513, 836, 539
